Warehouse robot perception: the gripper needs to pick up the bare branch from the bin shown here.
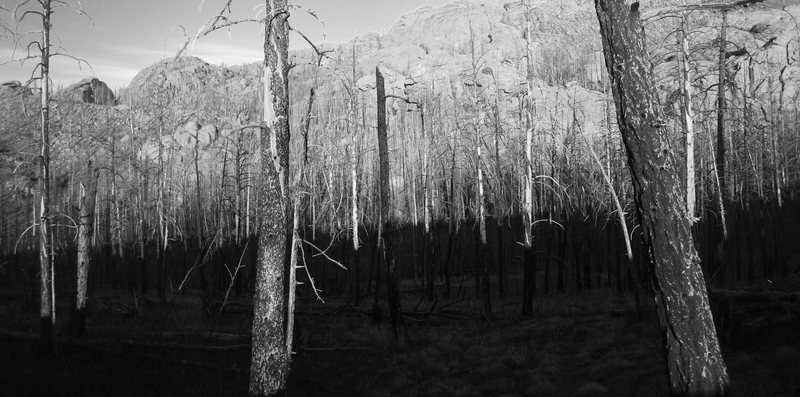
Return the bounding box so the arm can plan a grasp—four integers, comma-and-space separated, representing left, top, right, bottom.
298, 240, 325, 302
50, 51, 94, 75
385, 94, 421, 109
15, 9, 44, 22
51, 0, 92, 27
175, 0, 235, 59
302, 239, 347, 270
288, 3, 327, 42
644, 0, 767, 20
289, 26, 332, 60
12, 0, 36, 21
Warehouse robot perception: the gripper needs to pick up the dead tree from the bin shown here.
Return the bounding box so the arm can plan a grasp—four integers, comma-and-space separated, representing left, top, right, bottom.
249, 0, 292, 395
375, 67, 405, 341
69, 162, 99, 338
677, 12, 697, 221
595, 0, 730, 395
717, 11, 729, 200
11, 0, 59, 355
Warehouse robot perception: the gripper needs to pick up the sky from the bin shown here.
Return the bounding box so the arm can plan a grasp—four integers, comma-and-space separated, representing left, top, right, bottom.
0, 0, 453, 90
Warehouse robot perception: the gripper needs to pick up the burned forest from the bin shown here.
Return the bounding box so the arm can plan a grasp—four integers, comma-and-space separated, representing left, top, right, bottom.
2, 0, 800, 396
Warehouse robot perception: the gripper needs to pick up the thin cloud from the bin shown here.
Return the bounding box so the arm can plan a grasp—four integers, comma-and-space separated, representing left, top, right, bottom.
186, 40, 263, 66
97, 43, 168, 58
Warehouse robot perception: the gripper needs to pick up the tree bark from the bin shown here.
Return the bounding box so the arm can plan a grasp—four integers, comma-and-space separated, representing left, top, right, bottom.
521, 3, 536, 315
376, 67, 405, 341
595, 1, 730, 395
70, 162, 99, 338
37, 0, 55, 356
678, 13, 697, 222
249, 0, 291, 394
716, 11, 729, 200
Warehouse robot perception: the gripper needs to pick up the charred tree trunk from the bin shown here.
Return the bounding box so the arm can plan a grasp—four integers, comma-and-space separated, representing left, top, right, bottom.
70, 162, 99, 338
595, 1, 730, 395
375, 67, 405, 341
249, 1, 291, 395
37, 0, 55, 355
716, 11, 729, 200
157, 123, 168, 303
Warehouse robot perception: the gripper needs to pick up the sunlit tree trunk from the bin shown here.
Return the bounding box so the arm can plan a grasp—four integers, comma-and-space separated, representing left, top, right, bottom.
595, 0, 730, 395
70, 162, 99, 337
421, 104, 435, 301
351, 111, 361, 304
521, 2, 536, 315
348, 44, 362, 305
37, 0, 55, 355
678, 12, 697, 221
249, 0, 291, 394
376, 67, 404, 341
157, 123, 168, 302
770, 76, 783, 208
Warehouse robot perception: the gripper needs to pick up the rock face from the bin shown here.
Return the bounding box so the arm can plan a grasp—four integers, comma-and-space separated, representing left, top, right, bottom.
0, 80, 34, 103
59, 77, 116, 105
121, 55, 262, 123
1, 80, 24, 97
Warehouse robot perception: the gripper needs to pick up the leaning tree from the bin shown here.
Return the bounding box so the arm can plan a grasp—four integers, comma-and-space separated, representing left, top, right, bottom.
595, 0, 730, 395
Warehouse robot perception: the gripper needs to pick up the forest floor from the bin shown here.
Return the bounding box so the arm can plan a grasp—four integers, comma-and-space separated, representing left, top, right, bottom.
0, 285, 798, 397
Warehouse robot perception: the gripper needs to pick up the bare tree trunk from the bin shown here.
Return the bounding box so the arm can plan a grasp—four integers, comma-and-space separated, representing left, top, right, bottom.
193, 124, 206, 294
70, 162, 99, 338
421, 105, 435, 301
595, 1, 730, 395
521, 3, 536, 315
770, 75, 783, 208
249, 0, 291, 394
350, 97, 362, 305
158, 123, 168, 302
138, 118, 149, 295
678, 13, 697, 221
376, 67, 405, 341
717, 11, 729, 200
37, 0, 55, 355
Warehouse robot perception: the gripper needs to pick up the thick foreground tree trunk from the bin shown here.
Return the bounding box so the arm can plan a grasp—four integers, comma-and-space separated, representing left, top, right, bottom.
249, 1, 291, 395
594, 1, 730, 396
70, 163, 99, 338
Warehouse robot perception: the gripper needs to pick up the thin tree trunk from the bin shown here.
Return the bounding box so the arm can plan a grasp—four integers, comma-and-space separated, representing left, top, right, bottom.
595, 1, 730, 395
70, 162, 99, 338
376, 67, 405, 341
158, 123, 168, 302
421, 105, 435, 301
678, 13, 697, 221
581, 132, 633, 263
37, 0, 55, 355
717, 11, 729, 199
521, 4, 537, 315
352, 140, 361, 304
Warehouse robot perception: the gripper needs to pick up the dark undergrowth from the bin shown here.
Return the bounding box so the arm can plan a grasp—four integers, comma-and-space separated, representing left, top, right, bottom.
0, 287, 798, 397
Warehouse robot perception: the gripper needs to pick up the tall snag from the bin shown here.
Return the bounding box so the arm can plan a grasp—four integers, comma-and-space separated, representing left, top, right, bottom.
34, 0, 55, 355
249, 0, 292, 395
375, 67, 405, 341
677, 12, 696, 221
716, 11, 729, 200
594, 0, 730, 395
521, 0, 537, 315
